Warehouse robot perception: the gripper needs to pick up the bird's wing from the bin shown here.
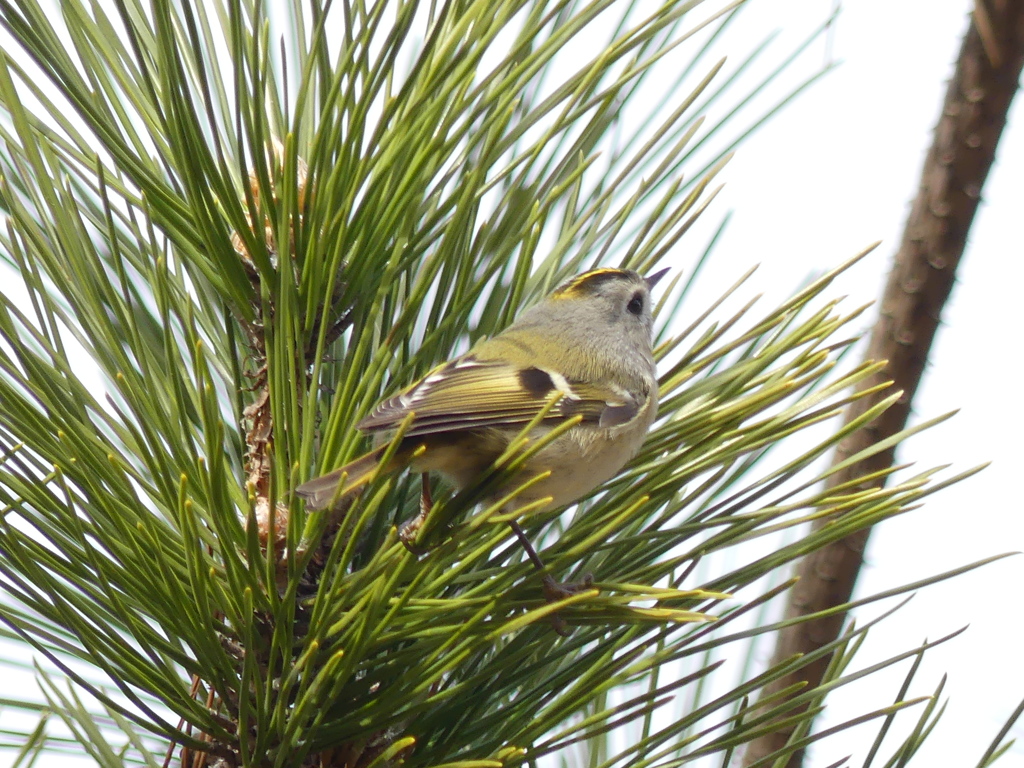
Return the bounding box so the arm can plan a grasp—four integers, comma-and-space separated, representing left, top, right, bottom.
357, 356, 645, 437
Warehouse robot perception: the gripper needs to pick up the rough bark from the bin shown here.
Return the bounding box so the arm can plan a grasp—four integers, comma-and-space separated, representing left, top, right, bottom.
743, 1, 1024, 764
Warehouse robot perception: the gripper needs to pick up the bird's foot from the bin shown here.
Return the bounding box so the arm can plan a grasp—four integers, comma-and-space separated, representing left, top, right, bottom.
540, 573, 597, 636
398, 513, 429, 554
541, 573, 595, 601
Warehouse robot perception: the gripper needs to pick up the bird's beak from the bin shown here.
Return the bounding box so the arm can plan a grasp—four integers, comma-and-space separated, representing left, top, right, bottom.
645, 267, 670, 291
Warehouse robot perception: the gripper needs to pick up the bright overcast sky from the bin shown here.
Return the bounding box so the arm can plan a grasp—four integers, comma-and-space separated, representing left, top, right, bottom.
707, 0, 1024, 765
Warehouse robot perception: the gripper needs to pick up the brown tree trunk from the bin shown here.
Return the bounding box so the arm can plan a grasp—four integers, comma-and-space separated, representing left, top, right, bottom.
743, 2, 1024, 765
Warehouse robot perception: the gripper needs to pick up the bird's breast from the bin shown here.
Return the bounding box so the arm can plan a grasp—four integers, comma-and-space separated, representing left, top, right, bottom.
509, 415, 652, 509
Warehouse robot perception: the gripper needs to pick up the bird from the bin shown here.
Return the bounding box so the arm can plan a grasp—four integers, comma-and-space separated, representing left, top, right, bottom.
297, 266, 666, 624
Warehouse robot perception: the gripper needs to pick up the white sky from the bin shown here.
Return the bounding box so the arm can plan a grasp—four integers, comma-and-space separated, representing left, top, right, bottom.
2, 0, 1022, 766
701, 0, 1024, 765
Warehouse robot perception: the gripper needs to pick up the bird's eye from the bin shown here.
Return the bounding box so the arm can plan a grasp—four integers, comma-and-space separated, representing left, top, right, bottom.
626, 292, 644, 316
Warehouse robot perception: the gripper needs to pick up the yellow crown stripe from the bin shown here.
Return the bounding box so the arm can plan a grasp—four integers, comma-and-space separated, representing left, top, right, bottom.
552, 267, 630, 298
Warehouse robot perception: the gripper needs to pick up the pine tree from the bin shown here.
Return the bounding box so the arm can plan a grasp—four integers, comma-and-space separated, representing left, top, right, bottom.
0, 1, 1016, 766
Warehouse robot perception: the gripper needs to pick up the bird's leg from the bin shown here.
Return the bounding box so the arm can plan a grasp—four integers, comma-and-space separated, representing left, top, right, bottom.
398, 473, 432, 553
507, 520, 595, 636
507, 520, 547, 572
420, 472, 433, 515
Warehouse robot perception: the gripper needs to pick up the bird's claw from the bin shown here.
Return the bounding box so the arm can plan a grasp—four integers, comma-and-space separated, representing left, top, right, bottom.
541, 573, 596, 636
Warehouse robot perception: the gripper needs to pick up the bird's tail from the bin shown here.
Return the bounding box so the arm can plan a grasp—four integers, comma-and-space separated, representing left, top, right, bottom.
295, 445, 400, 511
